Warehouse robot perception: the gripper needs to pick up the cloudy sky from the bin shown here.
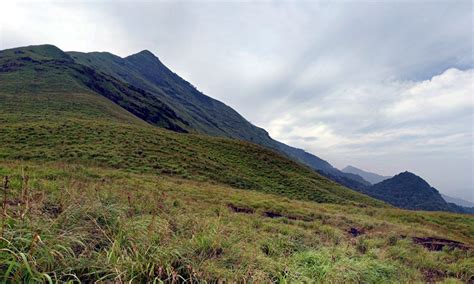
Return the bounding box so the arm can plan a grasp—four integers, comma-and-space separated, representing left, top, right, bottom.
1, 0, 473, 201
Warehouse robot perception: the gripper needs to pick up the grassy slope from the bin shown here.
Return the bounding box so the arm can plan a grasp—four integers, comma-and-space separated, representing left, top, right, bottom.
69, 49, 371, 190
0, 45, 473, 282
0, 161, 473, 282
0, 45, 194, 132
0, 45, 384, 207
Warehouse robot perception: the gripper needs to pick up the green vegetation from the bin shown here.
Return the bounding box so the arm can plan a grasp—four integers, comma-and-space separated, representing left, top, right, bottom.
0, 44, 473, 282
73, 47, 377, 191
0, 162, 473, 282
0, 46, 384, 207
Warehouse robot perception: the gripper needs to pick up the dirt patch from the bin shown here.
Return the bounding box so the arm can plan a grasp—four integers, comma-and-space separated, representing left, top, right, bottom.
422, 268, 446, 283
228, 205, 313, 221
348, 227, 365, 237
263, 211, 283, 218
227, 204, 254, 214
42, 202, 63, 218
262, 210, 312, 221
412, 237, 469, 251
286, 214, 312, 222
71, 243, 85, 257
6, 198, 23, 206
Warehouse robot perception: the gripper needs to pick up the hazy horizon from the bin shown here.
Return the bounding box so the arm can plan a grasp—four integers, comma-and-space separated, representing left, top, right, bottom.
1, 1, 472, 201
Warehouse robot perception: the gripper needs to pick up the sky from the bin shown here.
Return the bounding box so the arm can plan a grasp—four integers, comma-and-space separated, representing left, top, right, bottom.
1, 0, 473, 201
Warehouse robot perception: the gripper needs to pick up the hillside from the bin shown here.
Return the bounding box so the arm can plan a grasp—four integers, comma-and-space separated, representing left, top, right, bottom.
0, 44, 473, 282
1, 161, 473, 282
0, 44, 382, 207
68, 47, 368, 190
342, 165, 391, 184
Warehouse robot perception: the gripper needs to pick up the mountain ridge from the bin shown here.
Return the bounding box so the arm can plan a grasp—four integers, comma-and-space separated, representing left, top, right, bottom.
5, 44, 469, 215
1, 44, 473, 283
441, 193, 474, 208
365, 171, 451, 211
67, 45, 369, 190
341, 165, 391, 184
0, 43, 385, 207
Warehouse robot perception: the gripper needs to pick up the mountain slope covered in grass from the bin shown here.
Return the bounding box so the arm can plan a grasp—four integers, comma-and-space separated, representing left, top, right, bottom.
0, 44, 383, 207
68, 47, 369, 190
0, 44, 473, 282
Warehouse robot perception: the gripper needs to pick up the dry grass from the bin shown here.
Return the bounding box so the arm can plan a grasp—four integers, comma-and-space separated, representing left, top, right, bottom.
0, 161, 472, 283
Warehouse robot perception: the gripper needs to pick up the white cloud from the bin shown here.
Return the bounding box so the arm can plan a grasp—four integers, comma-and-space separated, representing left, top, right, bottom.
387, 68, 473, 120
262, 68, 473, 200
265, 68, 473, 151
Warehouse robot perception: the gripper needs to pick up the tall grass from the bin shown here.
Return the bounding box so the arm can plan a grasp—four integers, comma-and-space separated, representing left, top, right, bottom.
0, 161, 472, 282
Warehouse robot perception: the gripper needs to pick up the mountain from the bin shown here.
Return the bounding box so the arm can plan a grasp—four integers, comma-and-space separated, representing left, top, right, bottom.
441, 193, 474, 208
340, 166, 473, 214
0, 43, 369, 193
341, 165, 391, 184
1, 44, 473, 283
0, 44, 383, 207
68, 47, 368, 190
362, 171, 459, 212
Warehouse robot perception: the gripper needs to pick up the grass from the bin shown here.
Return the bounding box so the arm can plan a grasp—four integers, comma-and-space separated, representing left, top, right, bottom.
0, 161, 472, 282
1, 44, 372, 192
0, 44, 381, 206
0, 116, 384, 206
0, 63, 384, 207
1, 45, 473, 282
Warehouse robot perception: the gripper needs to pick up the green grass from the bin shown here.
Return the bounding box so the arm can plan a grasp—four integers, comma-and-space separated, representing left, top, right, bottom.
0, 116, 384, 206
0, 161, 472, 282
0, 55, 384, 207
0, 45, 473, 282
2, 44, 372, 192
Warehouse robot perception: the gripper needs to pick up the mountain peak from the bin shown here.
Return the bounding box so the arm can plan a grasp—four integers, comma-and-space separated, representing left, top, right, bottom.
366, 170, 451, 211
397, 170, 415, 176
342, 165, 358, 171
393, 171, 425, 183
341, 165, 391, 185
127, 49, 159, 61
137, 49, 154, 55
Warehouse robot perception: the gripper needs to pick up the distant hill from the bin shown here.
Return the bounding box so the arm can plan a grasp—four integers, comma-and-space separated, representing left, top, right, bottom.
441, 193, 474, 208
361, 171, 472, 213
341, 165, 391, 184
340, 166, 473, 214
365, 172, 449, 211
